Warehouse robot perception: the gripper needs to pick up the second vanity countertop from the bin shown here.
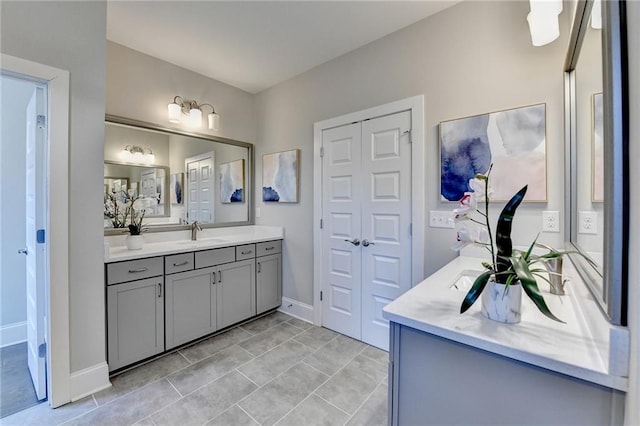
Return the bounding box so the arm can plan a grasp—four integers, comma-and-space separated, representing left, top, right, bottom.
383, 255, 629, 391
104, 225, 284, 263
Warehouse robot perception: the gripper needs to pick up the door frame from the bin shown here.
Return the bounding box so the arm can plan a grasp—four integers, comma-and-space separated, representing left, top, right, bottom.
312, 95, 425, 326
1, 53, 71, 407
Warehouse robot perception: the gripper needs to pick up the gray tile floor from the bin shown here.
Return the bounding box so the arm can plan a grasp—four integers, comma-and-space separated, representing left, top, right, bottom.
3, 312, 388, 426
0, 342, 41, 418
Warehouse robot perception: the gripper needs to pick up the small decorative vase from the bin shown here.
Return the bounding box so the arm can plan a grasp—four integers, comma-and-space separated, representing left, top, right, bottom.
125, 235, 144, 250
481, 277, 522, 324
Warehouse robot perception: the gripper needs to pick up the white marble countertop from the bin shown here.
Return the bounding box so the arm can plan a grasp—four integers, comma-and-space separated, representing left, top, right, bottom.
383, 255, 629, 391
104, 225, 284, 263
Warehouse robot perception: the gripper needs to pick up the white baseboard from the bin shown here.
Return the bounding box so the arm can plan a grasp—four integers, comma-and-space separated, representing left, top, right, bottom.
0, 321, 27, 348
69, 362, 111, 402
278, 297, 314, 323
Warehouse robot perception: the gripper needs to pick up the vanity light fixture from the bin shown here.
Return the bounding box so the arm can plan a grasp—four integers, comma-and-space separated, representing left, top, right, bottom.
527, 0, 563, 47
167, 96, 220, 130
120, 145, 155, 165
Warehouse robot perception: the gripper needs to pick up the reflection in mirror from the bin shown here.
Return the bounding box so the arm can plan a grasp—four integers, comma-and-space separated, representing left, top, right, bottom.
104, 117, 252, 232
565, 0, 627, 325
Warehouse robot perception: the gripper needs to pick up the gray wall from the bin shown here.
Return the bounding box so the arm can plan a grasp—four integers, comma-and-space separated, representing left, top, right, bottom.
0, 1, 107, 372
254, 1, 570, 305
0, 77, 34, 331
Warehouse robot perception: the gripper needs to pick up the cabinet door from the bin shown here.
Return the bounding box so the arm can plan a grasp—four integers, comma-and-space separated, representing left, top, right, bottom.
256, 253, 282, 314
165, 268, 216, 349
217, 259, 256, 329
107, 277, 164, 371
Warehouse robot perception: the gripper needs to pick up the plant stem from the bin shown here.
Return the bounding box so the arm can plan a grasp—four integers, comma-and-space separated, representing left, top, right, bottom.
484, 166, 496, 271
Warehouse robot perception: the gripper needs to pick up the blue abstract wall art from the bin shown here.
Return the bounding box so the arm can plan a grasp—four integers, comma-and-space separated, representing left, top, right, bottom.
440, 103, 547, 202
262, 149, 299, 203
220, 159, 245, 203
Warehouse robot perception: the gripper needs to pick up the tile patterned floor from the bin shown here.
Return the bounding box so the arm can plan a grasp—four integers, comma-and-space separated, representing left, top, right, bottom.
3, 312, 388, 426
0, 342, 41, 418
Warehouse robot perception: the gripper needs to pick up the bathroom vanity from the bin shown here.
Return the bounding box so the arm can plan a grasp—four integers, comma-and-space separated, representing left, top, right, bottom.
383, 256, 628, 425
104, 226, 283, 372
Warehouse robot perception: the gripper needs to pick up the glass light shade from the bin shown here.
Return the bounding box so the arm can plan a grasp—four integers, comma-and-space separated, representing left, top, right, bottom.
168, 102, 182, 123
189, 107, 202, 127
208, 112, 220, 130
527, 11, 560, 46
529, 0, 562, 15
591, 0, 602, 29
144, 153, 155, 165
120, 148, 131, 162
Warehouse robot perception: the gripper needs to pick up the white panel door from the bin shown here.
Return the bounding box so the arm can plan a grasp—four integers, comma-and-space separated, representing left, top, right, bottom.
25, 87, 47, 400
321, 123, 362, 340
186, 153, 215, 223
361, 111, 412, 350
321, 111, 412, 350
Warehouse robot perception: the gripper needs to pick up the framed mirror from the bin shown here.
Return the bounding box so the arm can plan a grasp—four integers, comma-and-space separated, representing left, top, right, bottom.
104, 115, 254, 234
565, 0, 628, 325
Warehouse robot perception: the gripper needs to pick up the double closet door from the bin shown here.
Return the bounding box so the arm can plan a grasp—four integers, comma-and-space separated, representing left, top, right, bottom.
321, 110, 412, 350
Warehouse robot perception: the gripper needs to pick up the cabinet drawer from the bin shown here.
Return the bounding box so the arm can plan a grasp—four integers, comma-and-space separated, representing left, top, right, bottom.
236, 244, 256, 260
165, 252, 194, 275
195, 247, 236, 269
107, 257, 163, 285
256, 240, 281, 257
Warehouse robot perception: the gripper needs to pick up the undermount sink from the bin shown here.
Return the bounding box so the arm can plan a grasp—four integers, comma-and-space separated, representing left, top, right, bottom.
450, 269, 483, 292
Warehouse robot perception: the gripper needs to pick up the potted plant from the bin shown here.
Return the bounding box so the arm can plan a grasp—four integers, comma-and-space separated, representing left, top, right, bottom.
451, 166, 589, 324
104, 190, 152, 250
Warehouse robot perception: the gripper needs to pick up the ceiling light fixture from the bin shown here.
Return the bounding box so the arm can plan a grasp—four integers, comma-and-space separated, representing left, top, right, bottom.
120, 145, 155, 165
527, 0, 563, 47
167, 96, 220, 130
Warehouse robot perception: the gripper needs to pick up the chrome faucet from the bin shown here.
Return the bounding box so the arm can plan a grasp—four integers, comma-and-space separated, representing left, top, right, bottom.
535, 242, 565, 295
191, 221, 202, 241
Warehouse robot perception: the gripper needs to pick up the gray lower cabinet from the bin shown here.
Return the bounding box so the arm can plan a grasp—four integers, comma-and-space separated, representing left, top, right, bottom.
165, 267, 217, 350
256, 253, 282, 314
216, 259, 256, 329
107, 276, 164, 371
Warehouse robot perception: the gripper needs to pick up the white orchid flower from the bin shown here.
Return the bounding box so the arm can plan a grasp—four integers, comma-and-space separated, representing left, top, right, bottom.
451, 224, 491, 251
450, 205, 471, 223
468, 177, 494, 201
451, 225, 474, 251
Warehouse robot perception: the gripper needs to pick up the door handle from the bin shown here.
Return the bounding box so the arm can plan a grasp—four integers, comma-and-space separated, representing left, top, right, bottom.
361, 239, 375, 247
344, 238, 360, 246
18, 248, 28, 255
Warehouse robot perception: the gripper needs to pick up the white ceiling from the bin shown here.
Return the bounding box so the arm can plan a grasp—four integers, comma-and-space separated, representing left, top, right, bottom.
107, 1, 458, 94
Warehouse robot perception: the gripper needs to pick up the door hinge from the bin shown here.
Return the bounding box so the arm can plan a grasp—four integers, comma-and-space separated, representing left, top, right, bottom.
320, 147, 324, 157
320, 219, 323, 229
403, 129, 412, 143
320, 291, 323, 301
38, 342, 46, 358
37, 229, 45, 244
37, 115, 46, 130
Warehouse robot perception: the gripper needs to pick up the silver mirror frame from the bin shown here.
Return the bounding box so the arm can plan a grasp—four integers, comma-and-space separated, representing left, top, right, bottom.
104, 114, 255, 236
564, 0, 628, 325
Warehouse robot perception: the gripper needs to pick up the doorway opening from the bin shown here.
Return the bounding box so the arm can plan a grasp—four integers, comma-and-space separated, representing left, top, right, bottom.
0, 74, 48, 417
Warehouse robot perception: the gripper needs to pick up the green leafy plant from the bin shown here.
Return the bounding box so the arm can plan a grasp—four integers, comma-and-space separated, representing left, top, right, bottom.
451, 166, 591, 323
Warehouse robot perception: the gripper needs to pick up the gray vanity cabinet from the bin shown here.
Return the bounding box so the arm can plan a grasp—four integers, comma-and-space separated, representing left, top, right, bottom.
106, 257, 164, 372
165, 267, 217, 350
216, 258, 256, 329
256, 240, 282, 314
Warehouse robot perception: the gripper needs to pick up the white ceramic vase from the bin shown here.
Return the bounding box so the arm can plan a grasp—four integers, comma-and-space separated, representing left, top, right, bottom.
481, 278, 522, 324
125, 235, 144, 250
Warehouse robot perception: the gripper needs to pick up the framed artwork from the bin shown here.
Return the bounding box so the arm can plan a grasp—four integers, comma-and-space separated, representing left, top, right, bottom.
220, 159, 245, 203
170, 173, 184, 205
440, 103, 547, 202
592, 93, 604, 202
262, 149, 300, 203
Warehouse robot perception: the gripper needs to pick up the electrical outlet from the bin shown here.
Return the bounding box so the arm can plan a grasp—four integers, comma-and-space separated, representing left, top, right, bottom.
579, 211, 598, 234
429, 211, 454, 229
542, 211, 560, 233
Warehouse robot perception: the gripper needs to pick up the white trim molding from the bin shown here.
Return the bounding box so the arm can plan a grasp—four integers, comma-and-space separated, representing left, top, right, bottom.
277, 297, 314, 323
1, 53, 70, 408
312, 95, 426, 326
0, 321, 27, 348
69, 362, 111, 402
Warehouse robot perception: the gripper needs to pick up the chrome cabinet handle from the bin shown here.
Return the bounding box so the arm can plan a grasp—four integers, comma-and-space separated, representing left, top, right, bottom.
257, 262, 261, 273
241, 250, 252, 255
128, 267, 149, 273
265, 246, 275, 251
218, 270, 222, 283
172, 261, 189, 267
344, 238, 360, 246
361, 239, 375, 247
18, 248, 28, 255
212, 271, 216, 284
157, 283, 162, 298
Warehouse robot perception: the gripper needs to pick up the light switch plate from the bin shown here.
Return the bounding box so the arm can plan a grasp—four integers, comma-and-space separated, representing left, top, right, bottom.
579, 211, 598, 234
429, 211, 454, 229
542, 211, 560, 233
